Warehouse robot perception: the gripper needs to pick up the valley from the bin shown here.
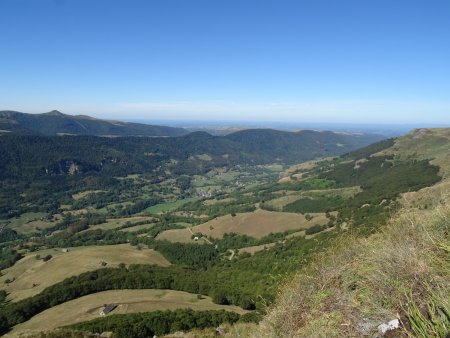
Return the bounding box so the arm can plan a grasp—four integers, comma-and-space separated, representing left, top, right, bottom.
0, 127, 448, 337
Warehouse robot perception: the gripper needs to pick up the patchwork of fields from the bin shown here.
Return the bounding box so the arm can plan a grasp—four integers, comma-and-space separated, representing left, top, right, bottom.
156, 209, 329, 242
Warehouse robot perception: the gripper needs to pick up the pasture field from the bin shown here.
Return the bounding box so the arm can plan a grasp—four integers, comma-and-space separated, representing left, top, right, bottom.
2, 212, 53, 234
71, 190, 106, 201
146, 198, 197, 214
88, 216, 154, 231
203, 197, 236, 206
155, 228, 194, 243
7, 289, 247, 337
119, 223, 155, 232
0, 244, 170, 302
157, 209, 329, 242
238, 242, 277, 256
278, 160, 319, 182
261, 164, 284, 172
264, 186, 361, 210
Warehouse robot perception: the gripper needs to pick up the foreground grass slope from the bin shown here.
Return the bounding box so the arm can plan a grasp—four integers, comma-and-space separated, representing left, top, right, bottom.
253, 199, 449, 338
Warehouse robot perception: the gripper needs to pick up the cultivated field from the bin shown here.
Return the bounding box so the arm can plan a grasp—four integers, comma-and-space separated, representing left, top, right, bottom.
7, 289, 248, 337
0, 244, 170, 302
157, 209, 328, 242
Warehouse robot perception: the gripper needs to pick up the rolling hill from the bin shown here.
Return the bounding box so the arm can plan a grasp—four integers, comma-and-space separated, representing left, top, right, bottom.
0, 110, 188, 137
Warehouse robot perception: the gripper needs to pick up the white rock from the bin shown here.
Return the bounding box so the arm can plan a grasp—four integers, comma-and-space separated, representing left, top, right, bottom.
377, 318, 400, 334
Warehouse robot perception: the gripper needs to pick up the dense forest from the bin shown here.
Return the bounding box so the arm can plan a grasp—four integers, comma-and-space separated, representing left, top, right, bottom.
70, 309, 242, 338
0, 129, 382, 179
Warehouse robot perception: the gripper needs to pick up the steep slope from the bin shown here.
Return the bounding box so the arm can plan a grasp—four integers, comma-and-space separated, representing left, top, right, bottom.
252, 128, 450, 337
0, 110, 188, 137
254, 198, 450, 338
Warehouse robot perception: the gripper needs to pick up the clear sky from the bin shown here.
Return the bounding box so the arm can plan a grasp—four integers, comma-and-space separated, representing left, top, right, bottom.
1, 0, 450, 123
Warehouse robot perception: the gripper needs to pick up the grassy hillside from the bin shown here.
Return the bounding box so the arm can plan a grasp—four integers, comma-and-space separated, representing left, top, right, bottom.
0, 244, 170, 302
0, 110, 188, 137
254, 198, 450, 338
8, 289, 246, 337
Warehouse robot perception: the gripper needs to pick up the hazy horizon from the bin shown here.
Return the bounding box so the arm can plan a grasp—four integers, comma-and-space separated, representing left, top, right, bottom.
2, 1, 450, 124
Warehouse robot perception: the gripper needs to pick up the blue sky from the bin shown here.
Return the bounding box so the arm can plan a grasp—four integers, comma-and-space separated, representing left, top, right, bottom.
1, 0, 449, 123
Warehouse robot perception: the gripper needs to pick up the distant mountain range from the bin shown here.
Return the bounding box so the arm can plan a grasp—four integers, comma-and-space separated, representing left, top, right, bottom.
0, 128, 384, 180
0, 110, 188, 137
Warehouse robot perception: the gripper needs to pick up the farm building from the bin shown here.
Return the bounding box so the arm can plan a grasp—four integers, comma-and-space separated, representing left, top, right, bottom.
100, 303, 117, 316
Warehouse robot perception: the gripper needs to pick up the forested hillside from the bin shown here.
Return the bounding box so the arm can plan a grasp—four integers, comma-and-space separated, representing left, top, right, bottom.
0, 129, 382, 178
0, 110, 188, 137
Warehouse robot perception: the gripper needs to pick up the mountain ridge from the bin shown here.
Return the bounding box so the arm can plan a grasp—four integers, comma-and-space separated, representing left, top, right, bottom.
0, 110, 188, 137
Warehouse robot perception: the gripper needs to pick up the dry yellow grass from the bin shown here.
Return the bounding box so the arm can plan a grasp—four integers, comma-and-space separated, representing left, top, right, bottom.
157, 210, 329, 242
401, 178, 450, 209
119, 223, 155, 232
7, 289, 248, 337
0, 244, 170, 302
156, 228, 194, 243
254, 200, 450, 338
278, 160, 319, 181
238, 242, 277, 256
4, 212, 54, 234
